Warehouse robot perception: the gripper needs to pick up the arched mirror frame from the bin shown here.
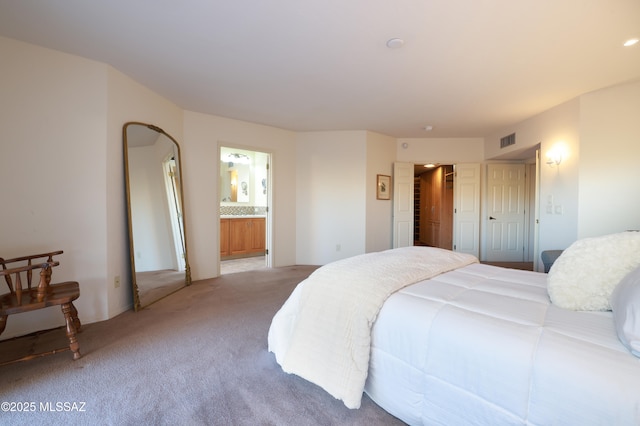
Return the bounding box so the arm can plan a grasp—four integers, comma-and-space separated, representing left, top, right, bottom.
123, 122, 191, 311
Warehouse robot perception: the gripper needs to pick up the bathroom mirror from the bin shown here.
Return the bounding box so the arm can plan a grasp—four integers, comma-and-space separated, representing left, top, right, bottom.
123, 122, 191, 311
220, 149, 252, 203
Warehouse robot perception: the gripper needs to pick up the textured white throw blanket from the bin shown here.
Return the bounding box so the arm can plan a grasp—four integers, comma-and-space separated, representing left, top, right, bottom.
268, 246, 478, 408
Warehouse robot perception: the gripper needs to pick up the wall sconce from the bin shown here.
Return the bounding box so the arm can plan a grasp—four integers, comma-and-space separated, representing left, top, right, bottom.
546, 145, 565, 167
546, 152, 562, 166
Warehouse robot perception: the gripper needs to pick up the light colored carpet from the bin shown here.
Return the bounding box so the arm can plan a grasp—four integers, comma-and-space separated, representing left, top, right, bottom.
0, 266, 404, 425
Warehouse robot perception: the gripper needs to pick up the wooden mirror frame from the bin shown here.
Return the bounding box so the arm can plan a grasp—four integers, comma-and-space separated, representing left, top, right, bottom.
123, 122, 191, 311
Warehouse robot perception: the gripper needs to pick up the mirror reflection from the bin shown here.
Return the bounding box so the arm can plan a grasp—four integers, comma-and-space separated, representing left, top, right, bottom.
219, 147, 268, 204
123, 122, 191, 311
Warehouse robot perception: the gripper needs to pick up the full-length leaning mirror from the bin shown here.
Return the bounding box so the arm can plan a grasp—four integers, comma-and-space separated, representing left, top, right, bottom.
123, 122, 191, 311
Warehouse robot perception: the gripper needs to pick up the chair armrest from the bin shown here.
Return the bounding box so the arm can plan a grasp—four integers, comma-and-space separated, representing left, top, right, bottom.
0, 250, 63, 301
0, 261, 59, 305
0, 250, 63, 265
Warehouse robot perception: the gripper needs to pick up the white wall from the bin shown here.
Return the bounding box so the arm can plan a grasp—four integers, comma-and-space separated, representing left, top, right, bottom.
578, 81, 640, 237
182, 111, 297, 280
0, 36, 109, 338
396, 138, 485, 163
365, 131, 397, 253
296, 131, 367, 264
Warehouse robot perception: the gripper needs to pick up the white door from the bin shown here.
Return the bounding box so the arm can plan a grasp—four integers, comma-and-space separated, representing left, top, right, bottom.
393, 162, 414, 248
453, 163, 480, 257
485, 163, 526, 261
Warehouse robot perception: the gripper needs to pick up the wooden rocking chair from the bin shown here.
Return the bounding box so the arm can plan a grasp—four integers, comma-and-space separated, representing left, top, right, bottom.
0, 250, 81, 365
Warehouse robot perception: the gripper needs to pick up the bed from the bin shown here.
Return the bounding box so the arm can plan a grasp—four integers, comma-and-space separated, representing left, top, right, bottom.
268, 233, 640, 425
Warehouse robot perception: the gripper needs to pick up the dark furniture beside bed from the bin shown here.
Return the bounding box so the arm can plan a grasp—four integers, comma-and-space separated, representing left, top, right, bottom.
541, 249, 563, 272
0, 250, 81, 365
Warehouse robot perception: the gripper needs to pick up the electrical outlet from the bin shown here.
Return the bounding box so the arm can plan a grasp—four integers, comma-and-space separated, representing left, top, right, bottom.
114, 275, 121, 288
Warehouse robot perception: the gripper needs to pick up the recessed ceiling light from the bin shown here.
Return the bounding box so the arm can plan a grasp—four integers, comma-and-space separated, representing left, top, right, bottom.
624, 38, 639, 47
386, 38, 405, 49
424, 163, 437, 168
423, 125, 433, 131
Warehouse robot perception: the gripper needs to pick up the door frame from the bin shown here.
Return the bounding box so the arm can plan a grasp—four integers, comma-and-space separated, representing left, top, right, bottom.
218, 143, 273, 274
393, 162, 481, 258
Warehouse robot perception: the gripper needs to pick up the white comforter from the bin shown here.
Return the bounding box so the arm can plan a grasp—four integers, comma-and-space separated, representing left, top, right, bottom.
268, 246, 478, 409
366, 263, 640, 425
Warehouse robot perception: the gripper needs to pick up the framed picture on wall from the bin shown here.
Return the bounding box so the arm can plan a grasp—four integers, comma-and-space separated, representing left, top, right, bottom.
376, 174, 391, 200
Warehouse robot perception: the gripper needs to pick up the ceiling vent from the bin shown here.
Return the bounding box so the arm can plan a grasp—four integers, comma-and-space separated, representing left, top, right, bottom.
500, 133, 516, 149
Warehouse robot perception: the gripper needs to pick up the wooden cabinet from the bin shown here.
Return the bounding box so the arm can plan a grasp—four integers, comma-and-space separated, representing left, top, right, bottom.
220, 217, 265, 259
418, 165, 453, 249
248, 217, 265, 252
220, 219, 230, 257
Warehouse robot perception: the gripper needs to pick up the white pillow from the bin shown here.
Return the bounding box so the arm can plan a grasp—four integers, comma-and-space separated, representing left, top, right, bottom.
610, 266, 640, 357
547, 232, 640, 311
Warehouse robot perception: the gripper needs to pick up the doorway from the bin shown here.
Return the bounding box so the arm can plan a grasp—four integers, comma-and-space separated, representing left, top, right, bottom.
413, 164, 454, 250
395, 159, 537, 264
219, 146, 271, 274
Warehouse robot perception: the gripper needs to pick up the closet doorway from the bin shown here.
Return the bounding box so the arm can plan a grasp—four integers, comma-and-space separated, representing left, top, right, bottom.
413, 164, 454, 249
219, 146, 271, 274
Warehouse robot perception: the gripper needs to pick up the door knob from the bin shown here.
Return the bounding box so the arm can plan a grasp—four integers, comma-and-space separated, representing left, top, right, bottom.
489, 216, 496, 220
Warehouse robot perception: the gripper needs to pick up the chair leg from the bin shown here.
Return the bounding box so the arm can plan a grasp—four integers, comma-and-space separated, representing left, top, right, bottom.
0, 315, 6, 335
61, 303, 81, 360
69, 301, 81, 332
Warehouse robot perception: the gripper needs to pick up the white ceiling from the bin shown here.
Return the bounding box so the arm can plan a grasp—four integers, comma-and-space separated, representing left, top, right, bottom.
0, 0, 638, 138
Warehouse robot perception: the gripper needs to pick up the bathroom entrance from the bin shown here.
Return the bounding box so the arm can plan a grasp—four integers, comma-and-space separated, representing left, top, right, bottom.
219, 146, 271, 274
